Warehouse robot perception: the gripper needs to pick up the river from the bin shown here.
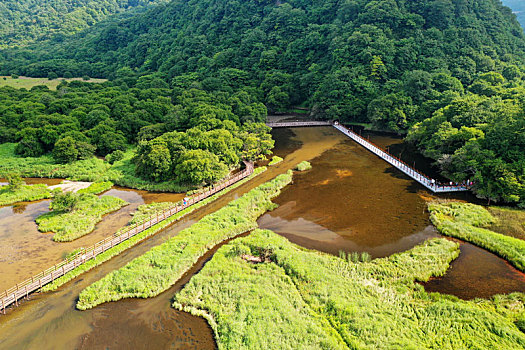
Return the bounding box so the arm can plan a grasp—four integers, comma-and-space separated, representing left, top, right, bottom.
0, 126, 523, 349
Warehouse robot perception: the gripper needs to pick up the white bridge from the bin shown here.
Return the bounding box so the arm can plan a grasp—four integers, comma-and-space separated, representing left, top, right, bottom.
267, 120, 469, 193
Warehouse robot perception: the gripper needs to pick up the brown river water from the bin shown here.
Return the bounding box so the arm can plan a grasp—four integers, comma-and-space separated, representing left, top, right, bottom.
0, 184, 184, 291
0, 126, 523, 349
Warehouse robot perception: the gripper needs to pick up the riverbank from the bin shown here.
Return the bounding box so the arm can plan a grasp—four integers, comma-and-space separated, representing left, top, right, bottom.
428, 201, 525, 271
0, 183, 52, 206
41, 166, 267, 293
0, 144, 206, 193
173, 229, 525, 349
76, 170, 293, 310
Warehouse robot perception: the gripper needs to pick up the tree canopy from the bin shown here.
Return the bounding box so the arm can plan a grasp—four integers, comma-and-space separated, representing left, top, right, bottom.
1, 0, 525, 201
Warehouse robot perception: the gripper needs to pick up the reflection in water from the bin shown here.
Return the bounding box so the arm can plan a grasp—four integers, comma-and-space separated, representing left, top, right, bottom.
423, 242, 525, 299
0, 127, 342, 350
261, 128, 525, 299
271, 127, 303, 159
259, 136, 434, 258
1, 126, 524, 348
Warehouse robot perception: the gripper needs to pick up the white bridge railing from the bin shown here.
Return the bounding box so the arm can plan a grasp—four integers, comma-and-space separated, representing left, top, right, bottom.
266, 121, 332, 128
267, 120, 469, 193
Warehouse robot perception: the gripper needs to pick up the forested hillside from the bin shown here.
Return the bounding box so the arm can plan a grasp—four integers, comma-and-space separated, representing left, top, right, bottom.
502, 0, 525, 28
0, 0, 524, 205
0, 0, 166, 48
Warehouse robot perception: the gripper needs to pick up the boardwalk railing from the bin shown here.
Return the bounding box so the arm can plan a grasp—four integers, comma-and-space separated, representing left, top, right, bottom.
1, 162, 255, 314
332, 123, 468, 193
266, 120, 468, 193
266, 121, 332, 128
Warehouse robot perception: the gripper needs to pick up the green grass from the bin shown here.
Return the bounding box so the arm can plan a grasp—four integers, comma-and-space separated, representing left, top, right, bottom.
295, 160, 312, 171
77, 181, 113, 195
174, 229, 525, 349
115, 201, 176, 235
0, 183, 52, 206
76, 170, 293, 310
0, 76, 106, 90
488, 206, 525, 240
0, 143, 112, 180
42, 166, 267, 292
429, 201, 525, 271
268, 155, 283, 166
36, 194, 128, 242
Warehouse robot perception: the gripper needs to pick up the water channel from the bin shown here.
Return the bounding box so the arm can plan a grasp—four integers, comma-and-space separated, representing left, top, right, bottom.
0, 126, 523, 349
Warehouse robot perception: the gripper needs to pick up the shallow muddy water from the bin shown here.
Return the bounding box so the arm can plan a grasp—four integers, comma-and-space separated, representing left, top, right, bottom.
423, 241, 525, 299
0, 185, 185, 291
260, 127, 525, 297
259, 131, 437, 258
0, 127, 341, 349
0, 126, 523, 349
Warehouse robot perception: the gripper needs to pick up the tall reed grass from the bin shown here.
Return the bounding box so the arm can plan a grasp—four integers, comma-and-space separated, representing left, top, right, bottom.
42, 167, 267, 292
36, 194, 127, 242
174, 229, 525, 349
76, 170, 293, 310
429, 201, 525, 271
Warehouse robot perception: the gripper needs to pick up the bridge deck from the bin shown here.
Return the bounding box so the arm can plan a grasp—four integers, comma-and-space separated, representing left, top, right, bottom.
267, 121, 469, 193
266, 121, 332, 128
1, 163, 254, 313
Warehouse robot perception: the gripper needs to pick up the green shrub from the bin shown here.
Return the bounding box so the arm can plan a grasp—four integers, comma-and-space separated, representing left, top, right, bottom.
47, 71, 58, 80
268, 155, 283, 166
295, 160, 312, 171
106, 150, 124, 164
76, 170, 292, 310
4, 172, 24, 190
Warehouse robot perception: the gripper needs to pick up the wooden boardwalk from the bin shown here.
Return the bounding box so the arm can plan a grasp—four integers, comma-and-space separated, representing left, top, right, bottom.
268, 121, 469, 193
1, 162, 254, 314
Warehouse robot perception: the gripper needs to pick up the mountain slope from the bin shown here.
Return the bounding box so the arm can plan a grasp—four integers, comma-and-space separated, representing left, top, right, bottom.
1, 0, 524, 119
502, 0, 525, 28
0, 0, 167, 48
1, 0, 525, 205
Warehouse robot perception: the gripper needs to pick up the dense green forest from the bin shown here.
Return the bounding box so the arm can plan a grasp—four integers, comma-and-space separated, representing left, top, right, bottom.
0, 80, 272, 187
0, 0, 524, 204
502, 0, 525, 28
0, 0, 167, 48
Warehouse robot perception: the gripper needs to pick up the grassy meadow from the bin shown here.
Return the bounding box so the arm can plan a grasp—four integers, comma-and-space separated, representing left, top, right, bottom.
174, 229, 525, 349
76, 170, 292, 310
0, 183, 52, 206
429, 201, 525, 271
36, 194, 128, 242
488, 206, 525, 240
0, 76, 106, 90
